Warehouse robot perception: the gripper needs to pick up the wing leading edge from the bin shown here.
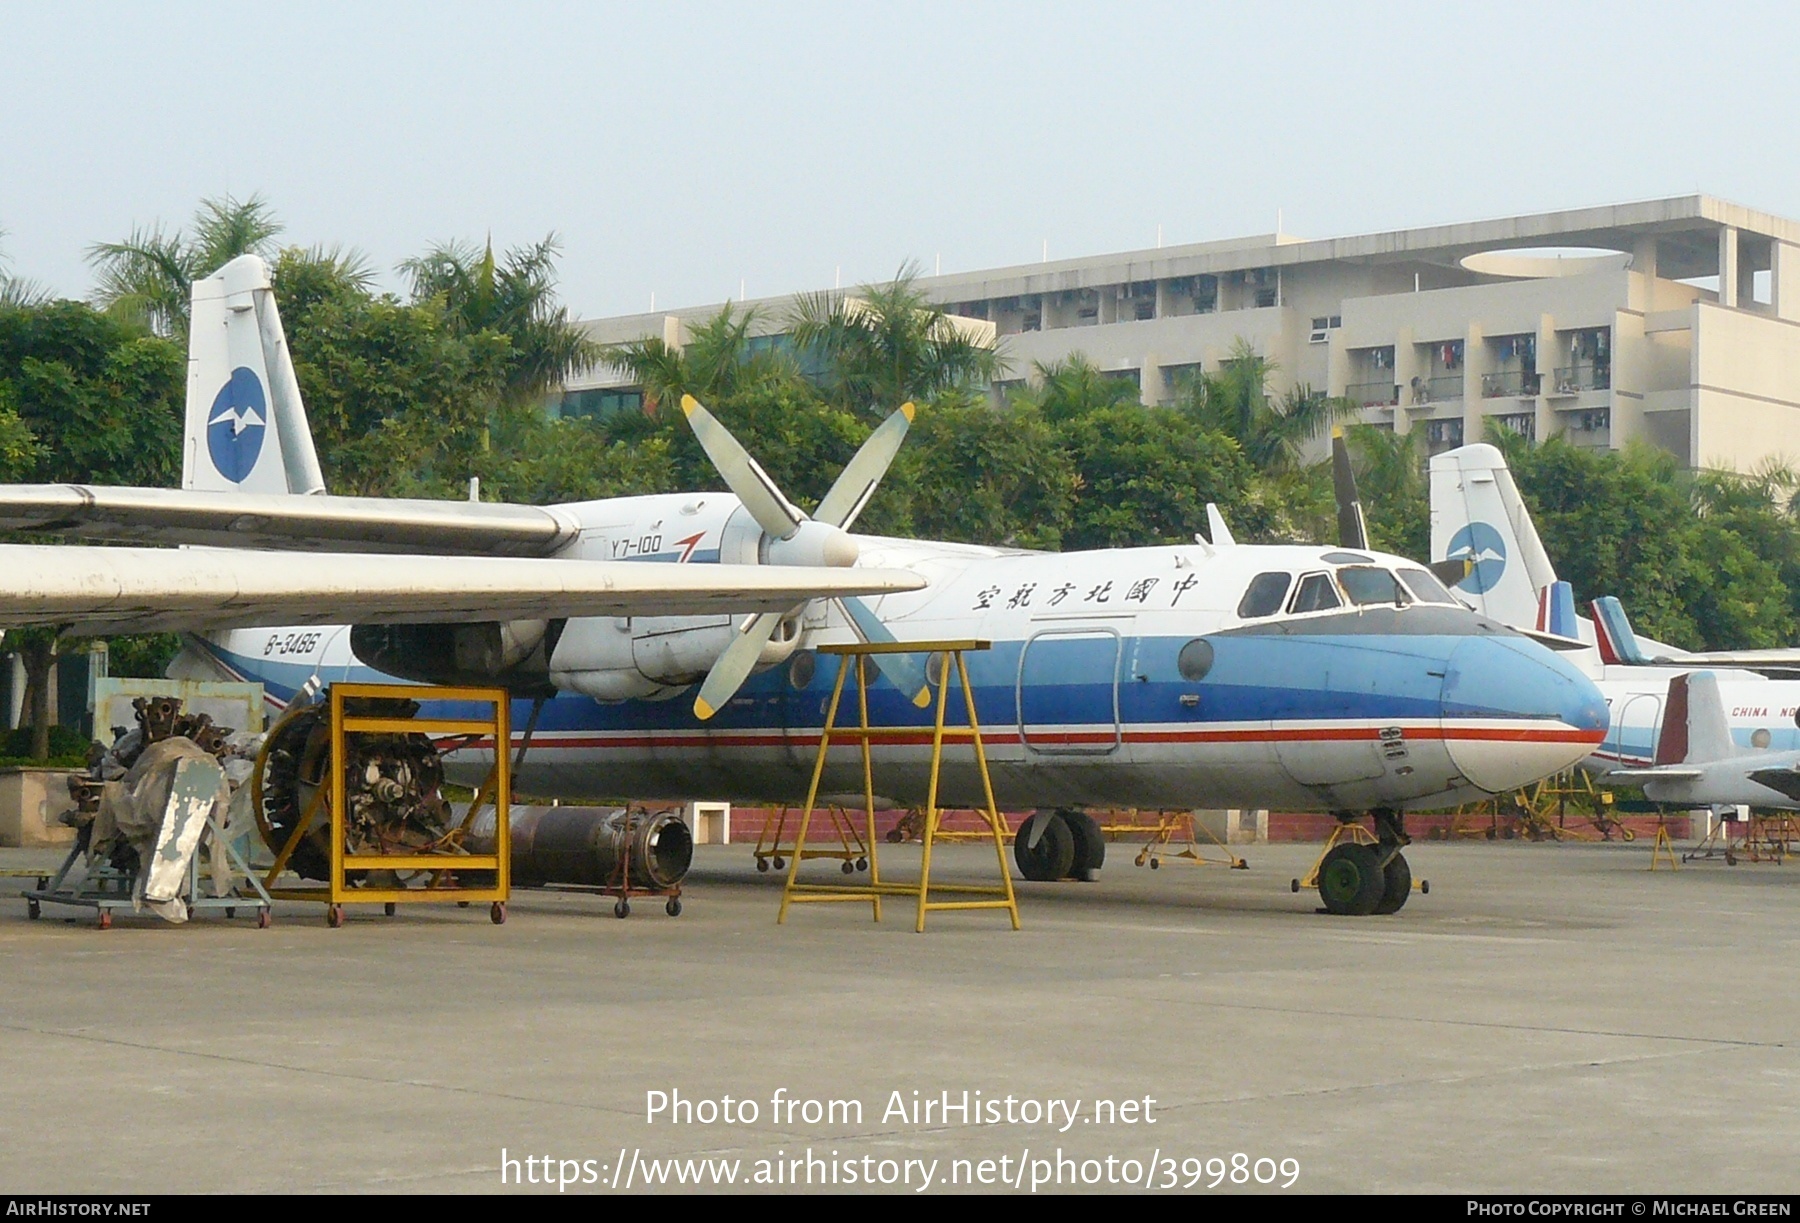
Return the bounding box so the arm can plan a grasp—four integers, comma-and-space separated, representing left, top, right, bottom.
0, 485, 578, 556
0, 545, 924, 635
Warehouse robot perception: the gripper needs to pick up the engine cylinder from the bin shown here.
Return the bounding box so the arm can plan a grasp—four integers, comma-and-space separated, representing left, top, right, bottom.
469, 805, 693, 890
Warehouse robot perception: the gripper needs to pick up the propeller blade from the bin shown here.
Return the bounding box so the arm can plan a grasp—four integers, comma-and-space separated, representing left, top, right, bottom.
1429, 557, 1474, 587
1331, 430, 1370, 551
813, 403, 914, 530
693, 611, 782, 720
681, 395, 803, 540
840, 596, 931, 708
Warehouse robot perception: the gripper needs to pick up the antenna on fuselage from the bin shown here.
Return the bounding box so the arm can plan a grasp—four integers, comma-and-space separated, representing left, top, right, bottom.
1205, 504, 1236, 547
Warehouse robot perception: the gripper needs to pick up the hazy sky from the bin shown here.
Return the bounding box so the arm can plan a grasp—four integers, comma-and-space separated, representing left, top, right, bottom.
2, 2, 1794, 319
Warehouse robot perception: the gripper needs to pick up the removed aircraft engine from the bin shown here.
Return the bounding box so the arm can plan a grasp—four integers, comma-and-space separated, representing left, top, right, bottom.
254, 696, 453, 881
468, 805, 694, 893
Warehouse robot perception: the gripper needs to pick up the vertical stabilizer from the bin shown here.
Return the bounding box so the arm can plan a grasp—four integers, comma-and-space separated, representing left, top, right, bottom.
1429, 444, 1557, 626
1654, 671, 1735, 765
1537, 580, 1580, 639
1589, 597, 1648, 665
183, 255, 326, 495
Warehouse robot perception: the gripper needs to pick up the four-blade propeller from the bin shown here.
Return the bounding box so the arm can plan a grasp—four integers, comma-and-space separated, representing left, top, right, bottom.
682, 395, 930, 720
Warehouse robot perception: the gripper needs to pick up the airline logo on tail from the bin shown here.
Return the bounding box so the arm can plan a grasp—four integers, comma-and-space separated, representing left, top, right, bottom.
206, 367, 269, 483
1444, 521, 1507, 592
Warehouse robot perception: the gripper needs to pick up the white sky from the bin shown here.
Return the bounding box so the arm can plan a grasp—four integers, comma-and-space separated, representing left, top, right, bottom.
1, 1, 1793, 319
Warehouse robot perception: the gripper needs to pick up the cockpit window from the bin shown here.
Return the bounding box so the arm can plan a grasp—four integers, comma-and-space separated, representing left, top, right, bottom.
1398, 568, 1460, 605
1236, 571, 1292, 618
1288, 572, 1342, 614
1338, 566, 1406, 607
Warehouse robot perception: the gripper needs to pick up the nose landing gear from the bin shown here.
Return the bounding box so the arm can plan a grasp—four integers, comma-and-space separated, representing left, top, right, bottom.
1304, 810, 1426, 916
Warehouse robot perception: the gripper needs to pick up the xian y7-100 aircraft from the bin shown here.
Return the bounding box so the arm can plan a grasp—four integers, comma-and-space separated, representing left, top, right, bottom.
0, 256, 1607, 914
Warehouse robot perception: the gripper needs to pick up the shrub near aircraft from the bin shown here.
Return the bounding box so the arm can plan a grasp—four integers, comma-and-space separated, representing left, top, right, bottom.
0, 257, 1609, 914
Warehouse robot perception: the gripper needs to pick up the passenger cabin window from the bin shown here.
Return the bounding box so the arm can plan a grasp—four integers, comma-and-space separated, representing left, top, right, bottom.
1288, 572, 1342, 614
1338, 566, 1406, 607
1398, 568, 1460, 605
1236, 571, 1292, 619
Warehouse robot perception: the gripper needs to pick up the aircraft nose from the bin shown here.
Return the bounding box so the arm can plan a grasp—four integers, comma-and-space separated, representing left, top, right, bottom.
1440, 634, 1609, 793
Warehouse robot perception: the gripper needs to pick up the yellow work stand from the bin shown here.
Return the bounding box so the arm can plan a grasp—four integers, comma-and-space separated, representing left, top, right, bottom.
261, 682, 511, 926
777, 641, 1020, 933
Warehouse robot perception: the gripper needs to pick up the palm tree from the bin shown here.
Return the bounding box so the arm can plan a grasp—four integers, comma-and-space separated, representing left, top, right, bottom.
604, 303, 796, 414
400, 234, 598, 405
786, 262, 1006, 416
1178, 339, 1358, 472
1011, 354, 1143, 421
0, 229, 48, 307
87, 193, 282, 336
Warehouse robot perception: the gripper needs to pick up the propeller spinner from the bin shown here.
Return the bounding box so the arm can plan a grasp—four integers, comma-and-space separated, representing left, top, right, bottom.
681, 396, 930, 719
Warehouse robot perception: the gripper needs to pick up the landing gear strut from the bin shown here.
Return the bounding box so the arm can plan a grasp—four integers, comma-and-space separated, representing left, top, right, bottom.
1317, 809, 1418, 916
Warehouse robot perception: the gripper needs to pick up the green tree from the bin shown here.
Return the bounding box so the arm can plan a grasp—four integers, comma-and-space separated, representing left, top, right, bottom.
603, 304, 799, 415
893, 392, 1076, 549
787, 264, 1005, 418
87, 193, 282, 337
1177, 340, 1358, 474
400, 235, 598, 406
1056, 401, 1252, 550
1344, 423, 1429, 558
1009, 354, 1142, 424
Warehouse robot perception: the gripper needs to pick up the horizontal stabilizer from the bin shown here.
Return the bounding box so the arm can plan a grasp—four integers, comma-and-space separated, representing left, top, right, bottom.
0, 545, 925, 635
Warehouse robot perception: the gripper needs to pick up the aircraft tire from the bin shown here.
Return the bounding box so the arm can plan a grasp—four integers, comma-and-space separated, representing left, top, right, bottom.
1061, 810, 1106, 880
1373, 851, 1412, 915
1317, 843, 1385, 916
1014, 812, 1075, 882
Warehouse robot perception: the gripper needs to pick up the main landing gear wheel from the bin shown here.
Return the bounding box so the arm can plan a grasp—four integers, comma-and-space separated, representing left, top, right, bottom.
1373, 852, 1412, 915
1014, 812, 1075, 882
1061, 810, 1106, 881
1317, 843, 1386, 916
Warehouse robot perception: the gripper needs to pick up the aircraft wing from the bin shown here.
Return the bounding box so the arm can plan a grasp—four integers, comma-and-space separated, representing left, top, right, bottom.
0, 544, 923, 635
0, 485, 577, 556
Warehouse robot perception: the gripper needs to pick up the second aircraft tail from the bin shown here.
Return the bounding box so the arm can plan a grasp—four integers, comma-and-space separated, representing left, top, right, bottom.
1429, 443, 1558, 627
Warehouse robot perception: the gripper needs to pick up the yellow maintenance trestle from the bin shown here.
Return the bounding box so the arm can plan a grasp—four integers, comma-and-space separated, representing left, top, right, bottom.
260, 682, 510, 926
777, 640, 1020, 933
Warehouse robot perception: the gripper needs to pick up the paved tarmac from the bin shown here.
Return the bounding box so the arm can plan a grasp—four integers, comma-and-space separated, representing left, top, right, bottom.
0, 836, 1795, 1195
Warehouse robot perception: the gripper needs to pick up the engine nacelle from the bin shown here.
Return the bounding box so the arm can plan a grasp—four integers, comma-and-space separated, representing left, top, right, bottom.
549, 612, 802, 703
349, 620, 560, 693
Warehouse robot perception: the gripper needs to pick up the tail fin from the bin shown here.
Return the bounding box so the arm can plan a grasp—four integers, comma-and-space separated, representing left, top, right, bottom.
1654, 671, 1735, 765
183, 254, 326, 495
1536, 580, 1579, 639
1590, 596, 1648, 665
1428, 443, 1557, 626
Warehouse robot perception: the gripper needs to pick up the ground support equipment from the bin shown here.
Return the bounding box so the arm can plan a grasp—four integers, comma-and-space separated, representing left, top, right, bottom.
777, 641, 1019, 933
1106, 808, 1248, 871
559, 806, 687, 919
22, 777, 272, 930
753, 803, 869, 874
1648, 816, 1681, 871
259, 683, 510, 927
1684, 813, 1748, 866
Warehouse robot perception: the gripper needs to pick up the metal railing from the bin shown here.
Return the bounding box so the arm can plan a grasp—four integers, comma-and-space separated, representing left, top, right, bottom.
1481, 369, 1540, 398
1347, 379, 1398, 407
1551, 364, 1611, 394
1410, 374, 1463, 404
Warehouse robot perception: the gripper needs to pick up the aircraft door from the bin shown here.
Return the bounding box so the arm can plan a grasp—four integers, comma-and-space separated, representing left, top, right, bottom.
1615, 694, 1663, 766
1017, 628, 1123, 756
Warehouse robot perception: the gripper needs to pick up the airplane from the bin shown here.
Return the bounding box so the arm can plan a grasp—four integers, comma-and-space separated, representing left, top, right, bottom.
1430, 443, 1800, 773
0, 256, 1611, 915
1605, 671, 1800, 809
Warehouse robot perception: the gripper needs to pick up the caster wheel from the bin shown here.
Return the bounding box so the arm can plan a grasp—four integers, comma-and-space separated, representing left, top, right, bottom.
841, 860, 855, 874
1149, 858, 1160, 870
1290, 878, 1301, 893
665, 898, 682, 917
614, 900, 630, 919
327, 905, 344, 928
1420, 880, 1430, 895
457, 900, 471, 908
27, 899, 40, 920
225, 906, 236, 919
1485, 828, 1496, 840
384, 902, 397, 917
97, 909, 112, 930
490, 902, 506, 925
1134, 853, 1148, 868
885, 829, 903, 843
756, 858, 770, 873
1726, 852, 1738, 866
257, 908, 272, 929
856, 857, 868, 872
1621, 829, 1637, 842
772, 857, 786, 870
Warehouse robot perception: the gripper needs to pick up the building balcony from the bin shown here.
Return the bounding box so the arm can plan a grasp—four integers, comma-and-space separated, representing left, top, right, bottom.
1348, 379, 1399, 407
1409, 374, 1463, 406
1549, 364, 1611, 395
1481, 370, 1540, 398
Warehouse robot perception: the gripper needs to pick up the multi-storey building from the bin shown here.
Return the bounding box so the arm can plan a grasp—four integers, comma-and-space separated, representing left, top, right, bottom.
564, 196, 1800, 472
